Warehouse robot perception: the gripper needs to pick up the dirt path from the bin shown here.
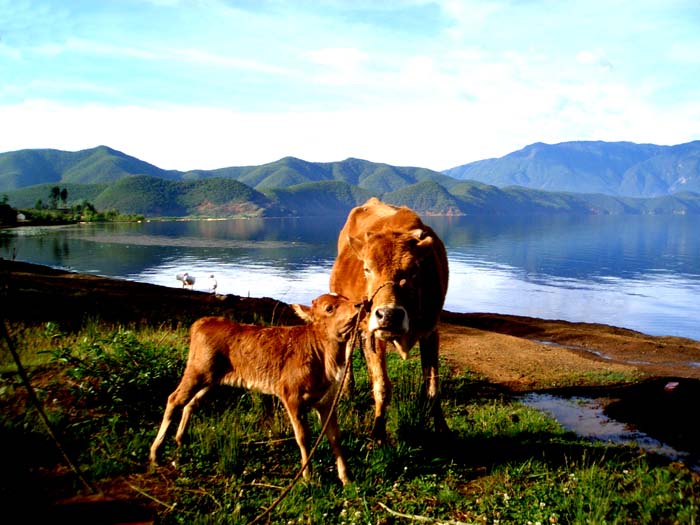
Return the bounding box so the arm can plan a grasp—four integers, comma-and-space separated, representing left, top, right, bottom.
438, 311, 700, 390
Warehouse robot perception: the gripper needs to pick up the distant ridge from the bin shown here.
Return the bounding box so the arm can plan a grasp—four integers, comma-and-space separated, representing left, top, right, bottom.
443, 140, 700, 198
0, 145, 181, 190
2, 142, 700, 217
0, 146, 453, 194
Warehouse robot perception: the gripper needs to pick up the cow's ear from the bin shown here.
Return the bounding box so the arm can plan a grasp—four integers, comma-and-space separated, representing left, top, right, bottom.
409, 229, 434, 250
417, 236, 434, 250
292, 303, 313, 323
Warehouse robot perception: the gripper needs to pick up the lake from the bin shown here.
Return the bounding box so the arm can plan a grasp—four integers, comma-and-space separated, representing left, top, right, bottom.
2, 214, 699, 341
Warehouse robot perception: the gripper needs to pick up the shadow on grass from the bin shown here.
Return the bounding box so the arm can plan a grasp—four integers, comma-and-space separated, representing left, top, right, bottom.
366, 370, 700, 488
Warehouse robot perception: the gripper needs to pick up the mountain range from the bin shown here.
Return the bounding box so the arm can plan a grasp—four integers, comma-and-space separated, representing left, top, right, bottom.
1, 141, 699, 217
445, 140, 700, 197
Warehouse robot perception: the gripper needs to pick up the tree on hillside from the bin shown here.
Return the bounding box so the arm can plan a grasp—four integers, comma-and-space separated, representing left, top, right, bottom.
0, 197, 16, 226
60, 188, 68, 207
50, 186, 61, 209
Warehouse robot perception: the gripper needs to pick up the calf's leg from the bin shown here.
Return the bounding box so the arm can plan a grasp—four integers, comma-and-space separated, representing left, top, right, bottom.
316, 401, 351, 485
174, 385, 211, 446
281, 397, 313, 481
149, 375, 210, 465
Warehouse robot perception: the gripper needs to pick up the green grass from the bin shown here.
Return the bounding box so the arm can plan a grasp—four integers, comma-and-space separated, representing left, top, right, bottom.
1, 319, 698, 524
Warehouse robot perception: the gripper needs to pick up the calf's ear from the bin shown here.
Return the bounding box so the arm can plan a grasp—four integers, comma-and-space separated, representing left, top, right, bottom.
292, 303, 314, 323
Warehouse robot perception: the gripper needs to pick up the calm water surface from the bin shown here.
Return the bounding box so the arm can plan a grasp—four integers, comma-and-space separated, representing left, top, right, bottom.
2, 214, 699, 341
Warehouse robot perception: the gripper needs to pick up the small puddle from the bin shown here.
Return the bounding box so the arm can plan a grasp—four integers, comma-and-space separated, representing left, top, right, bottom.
520, 393, 697, 470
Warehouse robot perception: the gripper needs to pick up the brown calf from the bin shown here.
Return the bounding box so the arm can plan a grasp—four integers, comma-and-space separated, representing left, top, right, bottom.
149, 293, 362, 485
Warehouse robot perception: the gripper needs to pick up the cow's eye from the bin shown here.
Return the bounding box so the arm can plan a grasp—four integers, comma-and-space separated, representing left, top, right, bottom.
325, 304, 334, 313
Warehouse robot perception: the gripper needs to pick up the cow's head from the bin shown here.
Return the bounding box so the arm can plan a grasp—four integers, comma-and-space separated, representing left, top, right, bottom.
348, 228, 434, 358
292, 293, 364, 342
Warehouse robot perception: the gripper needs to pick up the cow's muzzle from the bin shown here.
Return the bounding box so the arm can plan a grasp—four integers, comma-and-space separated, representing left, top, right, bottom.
368, 304, 409, 338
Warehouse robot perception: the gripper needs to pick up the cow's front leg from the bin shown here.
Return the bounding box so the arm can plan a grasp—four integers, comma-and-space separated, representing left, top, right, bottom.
363, 335, 390, 443
420, 330, 449, 434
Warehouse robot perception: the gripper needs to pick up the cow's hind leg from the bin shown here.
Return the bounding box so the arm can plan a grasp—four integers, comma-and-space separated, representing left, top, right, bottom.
363, 336, 391, 443
420, 330, 449, 434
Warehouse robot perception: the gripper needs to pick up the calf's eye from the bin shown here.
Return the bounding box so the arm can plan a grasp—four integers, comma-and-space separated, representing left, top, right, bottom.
325, 304, 335, 313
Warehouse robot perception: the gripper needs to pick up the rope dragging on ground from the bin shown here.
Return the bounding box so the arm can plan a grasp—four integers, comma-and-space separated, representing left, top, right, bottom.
0, 319, 97, 495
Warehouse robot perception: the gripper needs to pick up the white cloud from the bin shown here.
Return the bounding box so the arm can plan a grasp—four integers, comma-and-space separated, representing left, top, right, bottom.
306, 47, 368, 68
576, 49, 613, 71
33, 37, 160, 60
172, 48, 292, 75
668, 42, 700, 65
0, 42, 22, 60
5, 87, 697, 175
2, 1, 698, 171
438, 0, 503, 40
29, 36, 291, 75
305, 47, 369, 85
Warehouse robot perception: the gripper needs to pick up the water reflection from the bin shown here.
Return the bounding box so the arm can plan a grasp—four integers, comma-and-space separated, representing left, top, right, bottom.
520, 394, 696, 470
3, 214, 699, 340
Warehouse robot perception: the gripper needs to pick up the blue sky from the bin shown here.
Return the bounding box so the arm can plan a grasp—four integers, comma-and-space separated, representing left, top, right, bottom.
1, 0, 699, 171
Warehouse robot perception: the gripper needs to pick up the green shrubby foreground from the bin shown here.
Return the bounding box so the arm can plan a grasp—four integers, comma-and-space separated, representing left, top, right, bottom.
1, 319, 698, 524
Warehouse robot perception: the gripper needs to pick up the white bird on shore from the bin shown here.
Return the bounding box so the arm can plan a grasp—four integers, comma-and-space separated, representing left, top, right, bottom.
176, 272, 195, 289
207, 274, 218, 293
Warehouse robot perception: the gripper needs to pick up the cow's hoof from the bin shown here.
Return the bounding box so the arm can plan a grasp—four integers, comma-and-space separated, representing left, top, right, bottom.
370, 419, 388, 444
435, 418, 451, 435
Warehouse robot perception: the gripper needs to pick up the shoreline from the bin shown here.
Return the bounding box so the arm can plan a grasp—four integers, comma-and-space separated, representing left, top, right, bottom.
3, 256, 700, 462
3, 257, 698, 380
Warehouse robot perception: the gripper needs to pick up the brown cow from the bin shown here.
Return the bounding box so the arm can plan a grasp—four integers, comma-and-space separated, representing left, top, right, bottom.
329, 197, 449, 441
149, 293, 362, 485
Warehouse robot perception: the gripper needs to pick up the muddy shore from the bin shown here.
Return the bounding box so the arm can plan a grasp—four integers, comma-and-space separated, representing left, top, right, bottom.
2, 257, 700, 460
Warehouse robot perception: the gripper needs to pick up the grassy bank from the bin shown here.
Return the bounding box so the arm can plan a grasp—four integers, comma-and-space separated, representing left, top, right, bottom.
1, 316, 698, 524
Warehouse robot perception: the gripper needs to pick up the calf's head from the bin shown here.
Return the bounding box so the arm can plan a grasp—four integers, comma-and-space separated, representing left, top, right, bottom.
292, 293, 363, 342
348, 228, 434, 357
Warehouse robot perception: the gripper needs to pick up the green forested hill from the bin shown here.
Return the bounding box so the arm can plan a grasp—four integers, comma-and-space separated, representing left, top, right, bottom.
182, 156, 458, 193
0, 146, 180, 190
92, 176, 281, 217
0, 146, 453, 193
3, 182, 108, 209
264, 180, 373, 216
3, 145, 700, 217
